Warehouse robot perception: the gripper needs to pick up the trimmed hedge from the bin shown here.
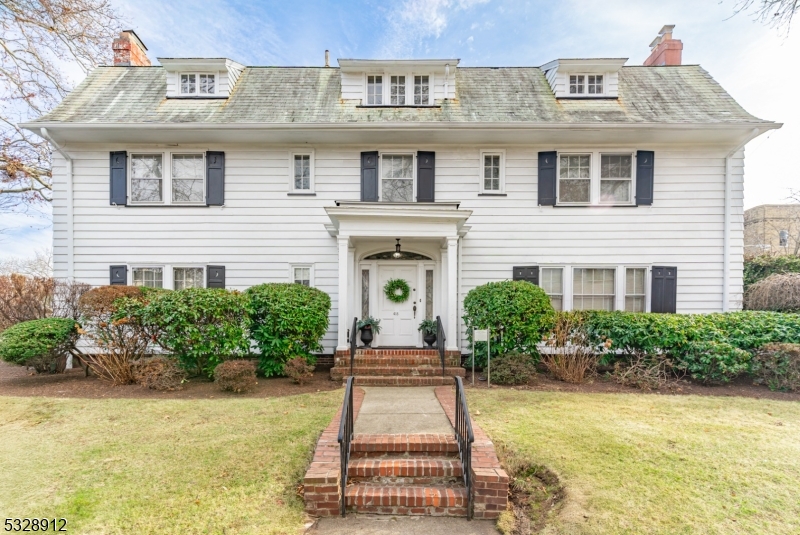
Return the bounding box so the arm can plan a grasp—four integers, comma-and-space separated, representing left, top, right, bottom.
578, 311, 800, 384
245, 283, 331, 377
0, 318, 80, 372
744, 254, 800, 289
463, 281, 555, 368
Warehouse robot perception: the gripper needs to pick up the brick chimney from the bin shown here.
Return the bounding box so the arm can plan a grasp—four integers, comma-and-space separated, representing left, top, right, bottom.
644, 25, 683, 66
112, 30, 151, 67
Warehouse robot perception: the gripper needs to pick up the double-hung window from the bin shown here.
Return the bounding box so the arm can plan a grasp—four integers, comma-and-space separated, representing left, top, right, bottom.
558, 154, 591, 204
557, 151, 635, 205
130, 152, 206, 205
569, 74, 603, 95
600, 154, 632, 204
291, 152, 314, 192
481, 152, 504, 193
172, 154, 205, 203
391, 76, 406, 105
414, 75, 430, 105
541, 268, 563, 311
174, 267, 204, 290
132, 267, 163, 288
573, 268, 615, 311
367, 75, 383, 105
292, 265, 312, 286
381, 154, 414, 202
587, 75, 603, 94
180, 73, 215, 95
569, 75, 585, 94
625, 268, 646, 312
131, 154, 164, 203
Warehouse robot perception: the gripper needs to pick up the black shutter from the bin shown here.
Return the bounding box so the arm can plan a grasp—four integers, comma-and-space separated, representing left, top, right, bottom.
361, 151, 379, 202
651, 266, 677, 313
636, 151, 654, 206
206, 151, 225, 206
538, 151, 557, 206
109, 151, 127, 205
207, 265, 225, 288
417, 151, 435, 202
110, 265, 127, 285
512, 266, 539, 285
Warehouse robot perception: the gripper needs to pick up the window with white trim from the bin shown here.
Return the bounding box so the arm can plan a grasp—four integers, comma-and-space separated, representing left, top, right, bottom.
391, 75, 406, 105
291, 152, 314, 192
132, 267, 163, 288
480, 150, 505, 193
600, 154, 632, 204
171, 154, 205, 203
557, 151, 636, 206
587, 75, 603, 94
367, 75, 383, 105
558, 154, 591, 204
174, 267, 204, 290
573, 268, 615, 311
414, 75, 430, 105
569, 74, 603, 95
131, 154, 164, 203
381, 154, 414, 202
180, 73, 215, 95
625, 268, 646, 312
292, 265, 312, 286
569, 75, 585, 94
541, 268, 563, 311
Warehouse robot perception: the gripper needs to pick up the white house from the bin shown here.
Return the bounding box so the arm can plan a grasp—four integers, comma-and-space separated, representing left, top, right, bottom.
24, 28, 780, 357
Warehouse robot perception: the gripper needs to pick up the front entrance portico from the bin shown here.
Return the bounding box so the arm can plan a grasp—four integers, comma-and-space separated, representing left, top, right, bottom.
325, 202, 472, 352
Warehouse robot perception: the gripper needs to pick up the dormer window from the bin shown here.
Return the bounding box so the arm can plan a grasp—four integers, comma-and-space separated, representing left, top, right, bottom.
391, 76, 406, 105
367, 75, 383, 105
180, 73, 215, 95
414, 76, 429, 105
569, 74, 603, 95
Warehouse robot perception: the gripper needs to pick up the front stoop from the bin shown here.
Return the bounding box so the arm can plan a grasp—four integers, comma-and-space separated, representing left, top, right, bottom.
331, 348, 465, 386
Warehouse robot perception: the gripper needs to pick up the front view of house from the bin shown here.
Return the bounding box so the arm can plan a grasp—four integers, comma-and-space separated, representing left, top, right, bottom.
25, 28, 779, 355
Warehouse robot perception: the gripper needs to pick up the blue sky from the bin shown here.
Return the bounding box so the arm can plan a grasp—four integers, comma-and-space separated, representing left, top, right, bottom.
2, 0, 798, 260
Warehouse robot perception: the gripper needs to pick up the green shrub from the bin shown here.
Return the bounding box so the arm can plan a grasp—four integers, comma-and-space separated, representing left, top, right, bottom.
214, 359, 257, 393
490, 352, 537, 385
245, 283, 331, 377
752, 343, 800, 392
744, 254, 800, 289
136, 288, 250, 377
463, 281, 555, 368
0, 318, 80, 373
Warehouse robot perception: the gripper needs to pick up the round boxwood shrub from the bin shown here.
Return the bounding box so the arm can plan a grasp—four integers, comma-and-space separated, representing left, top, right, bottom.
138, 288, 251, 377
214, 359, 257, 393
490, 352, 537, 385
245, 283, 331, 377
463, 281, 555, 368
0, 318, 81, 373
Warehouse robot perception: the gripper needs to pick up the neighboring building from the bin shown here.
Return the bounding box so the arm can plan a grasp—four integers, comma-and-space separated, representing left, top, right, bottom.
744, 204, 800, 256
23, 27, 780, 355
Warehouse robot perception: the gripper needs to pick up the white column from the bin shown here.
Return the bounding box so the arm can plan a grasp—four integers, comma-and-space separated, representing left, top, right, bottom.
446, 237, 459, 351
337, 236, 350, 351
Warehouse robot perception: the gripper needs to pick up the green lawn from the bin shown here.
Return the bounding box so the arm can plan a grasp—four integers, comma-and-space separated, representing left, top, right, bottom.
0, 392, 341, 535
468, 389, 800, 535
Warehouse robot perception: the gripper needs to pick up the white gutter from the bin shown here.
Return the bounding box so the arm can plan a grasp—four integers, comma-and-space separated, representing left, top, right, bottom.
39, 128, 73, 279
723, 127, 760, 312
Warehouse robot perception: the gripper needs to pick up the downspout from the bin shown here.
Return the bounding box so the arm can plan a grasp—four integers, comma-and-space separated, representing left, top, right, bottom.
444, 64, 450, 100
723, 128, 760, 312
40, 128, 73, 279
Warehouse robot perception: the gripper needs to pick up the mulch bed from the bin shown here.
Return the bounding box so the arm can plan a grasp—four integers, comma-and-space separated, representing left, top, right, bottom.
0, 360, 342, 399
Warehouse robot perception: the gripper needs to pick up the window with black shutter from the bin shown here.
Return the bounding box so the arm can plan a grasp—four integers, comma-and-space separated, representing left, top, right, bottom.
513, 266, 540, 285
361, 151, 379, 201
651, 266, 677, 313
636, 151, 654, 206
206, 151, 225, 206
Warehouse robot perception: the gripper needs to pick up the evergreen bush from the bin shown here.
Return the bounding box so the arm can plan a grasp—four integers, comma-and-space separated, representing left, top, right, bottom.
0, 318, 80, 372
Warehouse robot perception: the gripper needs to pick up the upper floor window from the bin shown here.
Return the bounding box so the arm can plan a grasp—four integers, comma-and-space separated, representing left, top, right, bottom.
557, 151, 635, 206
587, 75, 603, 94
367, 75, 383, 105
558, 154, 591, 203
131, 154, 163, 203
381, 154, 413, 202
172, 154, 205, 203
414, 75, 429, 105
569, 74, 603, 95
181, 73, 215, 95
569, 75, 585, 95
293, 154, 312, 191
130, 152, 206, 205
600, 154, 632, 204
480, 151, 505, 193
391, 76, 406, 105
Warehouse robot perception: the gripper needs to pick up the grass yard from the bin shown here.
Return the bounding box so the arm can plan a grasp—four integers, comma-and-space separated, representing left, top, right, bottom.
469, 390, 800, 535
0, 392, 341, 535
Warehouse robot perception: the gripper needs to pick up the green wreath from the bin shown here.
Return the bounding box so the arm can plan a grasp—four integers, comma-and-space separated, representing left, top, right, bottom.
384, 278, 411, 303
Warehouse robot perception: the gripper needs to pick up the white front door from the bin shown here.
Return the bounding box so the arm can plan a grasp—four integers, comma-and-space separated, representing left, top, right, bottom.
377, 264, 419, 347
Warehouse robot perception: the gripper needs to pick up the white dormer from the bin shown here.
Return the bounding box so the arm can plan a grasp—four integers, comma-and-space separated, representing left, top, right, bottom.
338, 59, 458, 105
540, 58, 627, 99
158, 58, 245, 99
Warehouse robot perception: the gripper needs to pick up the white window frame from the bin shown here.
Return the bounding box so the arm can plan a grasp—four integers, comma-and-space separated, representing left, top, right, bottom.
366, 74, 383, 105
556, 150, 636, 206
173, 266, 206, 290
390, 75, 407, 105
289, 150, 315, 193
414, 74, 431, 105
479, 149, 506, 194
540, 266, 564, 311
568, 74, 604, 96
364, 72, 435, 106
378, 151, 416, 202
290, 264, 314, 287
623, 266, 648, 312
128, 150, 207, 206
180, 73, 217, 96
571, 266, 617, 312
131, 265, 165, 289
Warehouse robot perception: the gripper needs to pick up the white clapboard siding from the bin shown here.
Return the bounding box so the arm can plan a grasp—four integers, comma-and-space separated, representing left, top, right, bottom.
53, 144, 745, 353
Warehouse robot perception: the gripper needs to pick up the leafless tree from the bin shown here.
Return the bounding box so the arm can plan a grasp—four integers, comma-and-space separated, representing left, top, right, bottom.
735, 0, 800, 32
0, 247, 52, 276
0, 0, 123, 212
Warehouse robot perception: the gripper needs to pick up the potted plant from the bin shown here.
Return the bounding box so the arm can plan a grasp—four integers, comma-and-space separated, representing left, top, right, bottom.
357, 316, 382, 348
418, 319, 438, 348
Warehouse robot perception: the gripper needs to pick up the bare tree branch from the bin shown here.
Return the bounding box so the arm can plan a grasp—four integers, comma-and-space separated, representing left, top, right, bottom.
734, 0, 800, 33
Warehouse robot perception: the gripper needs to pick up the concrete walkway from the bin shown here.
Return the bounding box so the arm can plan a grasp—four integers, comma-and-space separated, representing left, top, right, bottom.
313, 515, 498, 534
354, 387, 453, 435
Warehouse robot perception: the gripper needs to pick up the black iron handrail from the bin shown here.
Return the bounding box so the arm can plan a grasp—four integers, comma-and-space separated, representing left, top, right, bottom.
454, 376, 475, 520
350, 317, 357, 376
337, 376, 355, 517
436, 315, 446, 377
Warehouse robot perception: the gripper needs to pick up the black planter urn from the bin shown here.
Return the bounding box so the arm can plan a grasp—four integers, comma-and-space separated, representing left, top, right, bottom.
423, 333, 437, 348
360, 326, 374, 348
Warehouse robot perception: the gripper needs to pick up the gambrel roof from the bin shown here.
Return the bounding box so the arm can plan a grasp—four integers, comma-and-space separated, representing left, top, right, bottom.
31, 65, 771, 126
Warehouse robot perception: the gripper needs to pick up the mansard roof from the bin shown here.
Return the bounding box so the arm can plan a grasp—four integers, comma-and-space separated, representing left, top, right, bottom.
30, 64, 772, 126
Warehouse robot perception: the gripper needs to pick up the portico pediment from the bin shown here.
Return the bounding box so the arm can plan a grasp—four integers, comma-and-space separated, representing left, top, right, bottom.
324, 202, 472, 239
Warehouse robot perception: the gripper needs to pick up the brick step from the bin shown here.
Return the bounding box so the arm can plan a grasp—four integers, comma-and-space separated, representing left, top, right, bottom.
354, 349, 445, 357
331, 366, 466, 380
345, 484, 468, 516
349, 375, 456, 386
349, 458, 463, 479
334, 356, 461, 367
352, 434, 458, 455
